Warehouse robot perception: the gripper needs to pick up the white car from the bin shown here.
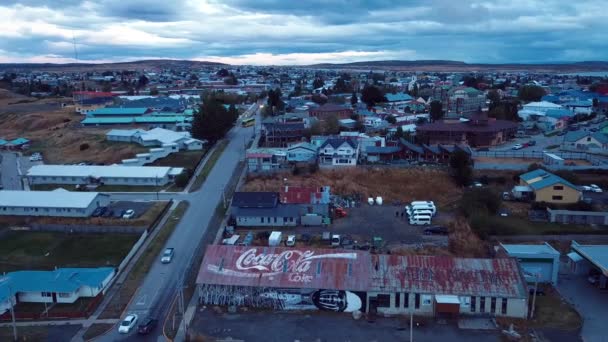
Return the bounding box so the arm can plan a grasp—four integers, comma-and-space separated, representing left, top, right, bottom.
118, 314, 138, 333
512, 144, 523, 150
161, 247, 175, 263
591, 186, 603, 193
581, 185, 592, 191
285, 235, 296, 247
122, 209, 135, 219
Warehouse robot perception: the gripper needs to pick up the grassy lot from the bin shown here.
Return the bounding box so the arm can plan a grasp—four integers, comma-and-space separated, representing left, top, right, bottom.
151, 149, 207, 169
530, 290, 582, 330
190, 140, 229, 192
98, 201, 189, 320
30, 184, 78, 191
469, 215, 607, 237
82, 323, 114, 341
31, 184, 166, 192
0, 231, 139, 274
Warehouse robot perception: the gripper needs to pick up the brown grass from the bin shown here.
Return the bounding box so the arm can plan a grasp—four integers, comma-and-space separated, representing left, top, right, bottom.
244, 168, 462, 207
447, 217, 489, 258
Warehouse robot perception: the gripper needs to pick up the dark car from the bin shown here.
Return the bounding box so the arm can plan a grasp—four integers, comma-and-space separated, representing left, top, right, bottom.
423, 226, 449, 235
101, 209, 114, 218
137, 318, 158, 335
91, 207, 107, 217
527, 140, 536, 146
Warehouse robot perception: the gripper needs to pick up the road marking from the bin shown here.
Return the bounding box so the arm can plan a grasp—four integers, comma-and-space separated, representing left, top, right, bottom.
136, 294, 147, 306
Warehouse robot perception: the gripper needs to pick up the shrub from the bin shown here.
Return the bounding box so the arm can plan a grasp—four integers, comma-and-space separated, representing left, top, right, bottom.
459, 188, 502, 218
79, 143, 89, 151
174, 169, 192, 188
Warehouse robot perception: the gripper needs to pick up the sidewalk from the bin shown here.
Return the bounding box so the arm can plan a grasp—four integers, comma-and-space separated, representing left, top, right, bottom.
0, 318, 119, 328
183, 141, 220, 193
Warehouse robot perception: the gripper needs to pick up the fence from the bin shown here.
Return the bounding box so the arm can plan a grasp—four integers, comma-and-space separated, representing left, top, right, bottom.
473, 150, 608, 170
0, 293, 104, 321
28, 224, 147, 234
117, 230, 149, 272
547, 208, 608, 226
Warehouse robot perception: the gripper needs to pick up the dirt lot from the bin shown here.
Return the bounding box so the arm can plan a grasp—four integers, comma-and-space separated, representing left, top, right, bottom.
475, 156, 591, 166
244, 168, 462, 208
0, 99, 147, 164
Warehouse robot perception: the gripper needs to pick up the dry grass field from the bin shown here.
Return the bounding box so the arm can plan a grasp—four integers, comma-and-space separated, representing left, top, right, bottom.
244, 168, 463, 208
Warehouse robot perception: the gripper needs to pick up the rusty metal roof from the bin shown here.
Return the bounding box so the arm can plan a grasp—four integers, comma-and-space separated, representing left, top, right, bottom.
196, 245, 371, 291
196, 246, 527, 298
369, 254, 527, 298
279, 186, 329, 204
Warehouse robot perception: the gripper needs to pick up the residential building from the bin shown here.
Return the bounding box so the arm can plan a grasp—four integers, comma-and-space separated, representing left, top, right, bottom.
262, 122, 306, 147
0, 190, 110, 217
436, 87, 486, 117
27, 165, 184, 186
518, 169, 581, 204
563, 100, 593, 115
87, 107, 150, 117
196, 246, 528, 319
318, 138, 359, 166
497, 243, 560, 285
286, 142, 318, 163
0, 267, 115, 314
518, 101, 568, 121
308, 104, 353, 121
246, 148, 288, 173
106, 127, 205, 150
416, 114, 518, 147
562, 131, 608, 151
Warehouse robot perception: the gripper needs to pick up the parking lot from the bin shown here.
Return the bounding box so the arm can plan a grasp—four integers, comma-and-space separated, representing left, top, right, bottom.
95, 201, 153, 219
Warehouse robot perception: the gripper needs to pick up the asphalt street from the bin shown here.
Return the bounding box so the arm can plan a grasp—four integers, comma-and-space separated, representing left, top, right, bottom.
100, 105, 257, 341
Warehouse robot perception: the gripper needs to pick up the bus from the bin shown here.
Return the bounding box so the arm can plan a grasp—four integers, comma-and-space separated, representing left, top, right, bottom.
242, 117, 255, 127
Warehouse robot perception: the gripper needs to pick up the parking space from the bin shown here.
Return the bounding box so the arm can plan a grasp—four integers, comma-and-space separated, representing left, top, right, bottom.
96, 201, 153, 218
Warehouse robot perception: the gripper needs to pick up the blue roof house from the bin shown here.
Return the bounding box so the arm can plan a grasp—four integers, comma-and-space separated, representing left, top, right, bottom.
519, 169, 581, 204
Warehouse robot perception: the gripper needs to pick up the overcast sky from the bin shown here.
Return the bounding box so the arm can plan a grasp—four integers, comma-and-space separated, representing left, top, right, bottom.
1, 0, 607, 65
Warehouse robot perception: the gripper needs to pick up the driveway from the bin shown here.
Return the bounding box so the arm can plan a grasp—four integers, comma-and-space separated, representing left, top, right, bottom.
190, 309, 500, 342
557, 265, 608, 342
0, 152, 23, 190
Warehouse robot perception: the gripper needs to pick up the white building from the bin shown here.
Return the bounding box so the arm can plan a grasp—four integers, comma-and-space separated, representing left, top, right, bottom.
27, 164, 184, 187
0, 190, 110, 217
518, 101, 565, 120
318, 138, 359, 166
0, 267, 115, 314
106, 127, 205, 151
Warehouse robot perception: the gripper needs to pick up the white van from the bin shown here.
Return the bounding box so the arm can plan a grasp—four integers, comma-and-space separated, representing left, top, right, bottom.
409, 215, 432, 225
408, 209, 433, 217
411, 201, 435, 207
406, 204, 436, 216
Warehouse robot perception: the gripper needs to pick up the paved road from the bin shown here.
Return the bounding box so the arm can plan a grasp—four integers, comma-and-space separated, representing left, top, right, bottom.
0, 152, 23, 190
99, 106, 257, 341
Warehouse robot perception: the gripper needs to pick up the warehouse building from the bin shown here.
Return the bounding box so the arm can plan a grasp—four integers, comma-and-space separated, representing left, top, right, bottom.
567, 240, 608, 289
106, 127, 205, 150
497, 243, 561, 285
196, 245, 528, 319
0, 190, 109, 217
27, 164, 184, 186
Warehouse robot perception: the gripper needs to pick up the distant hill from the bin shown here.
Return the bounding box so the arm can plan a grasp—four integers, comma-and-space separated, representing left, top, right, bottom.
307, 60, 608, 72
0, 59, 227, 72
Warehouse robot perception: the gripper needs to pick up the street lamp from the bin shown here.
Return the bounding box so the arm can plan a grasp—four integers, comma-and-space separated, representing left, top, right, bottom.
524, 271, 541, 319
0, 277, 17, 341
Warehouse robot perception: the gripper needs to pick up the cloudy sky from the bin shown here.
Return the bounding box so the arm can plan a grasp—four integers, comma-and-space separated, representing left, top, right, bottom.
1, 0, 607, 65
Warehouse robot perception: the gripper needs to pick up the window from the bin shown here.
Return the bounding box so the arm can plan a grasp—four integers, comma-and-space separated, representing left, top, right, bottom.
261, 217, 264, 223
471, 297, 476, 312
289, 217, 294, 222
59, 292, 71, 298
553, 185, 564, 190
403, 293, 409, 308
490, 297, 496, 313
414, 294, 420, 309
479, 297, 486, 313
41, 292, 52, 297
316, 262, 322, 275
273, 217, 277, 223
347, 263, 353, 277
396, 293, 401, 308
552, 195, 563, 200
501, 298, 508, 315
376, 294, 391, 308
587, 137, 592, 142
421, 295, 432, 306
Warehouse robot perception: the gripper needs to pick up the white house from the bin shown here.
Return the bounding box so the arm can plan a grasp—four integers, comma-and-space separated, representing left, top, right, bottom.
0, 267, 115, 314
364, 117, 384, 128
27, 164, 184, 187
0, 189, 110, 217
106, 127, 205, 151
318, 138, 359, 166
518, 101, 565, 120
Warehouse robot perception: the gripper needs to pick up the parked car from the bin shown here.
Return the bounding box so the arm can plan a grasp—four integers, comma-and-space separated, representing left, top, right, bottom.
29, 153, 42, 162
101, 209, 114, 218
161, 247, 175, 264
581, 185, 592, 191
285, 235, 296, 247
118, 314, 138, 334
590, 184, 603, 193
137, 317, 158, 335
122, 209, 135, 219
91, 207, 107, 217
527, 140, 536, 146
512, 144, 524, 150
476, 147, 489, 152
423, 226, 448, 235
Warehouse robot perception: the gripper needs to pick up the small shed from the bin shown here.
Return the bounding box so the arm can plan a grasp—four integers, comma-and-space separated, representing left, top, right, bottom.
543, 152, 564, 166
499, 243, 560, 285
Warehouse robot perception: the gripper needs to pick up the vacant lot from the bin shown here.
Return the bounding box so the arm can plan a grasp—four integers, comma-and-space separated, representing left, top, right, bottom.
0, 230, 139, 273
244, 168, 462, 208
151, 149, 206, 170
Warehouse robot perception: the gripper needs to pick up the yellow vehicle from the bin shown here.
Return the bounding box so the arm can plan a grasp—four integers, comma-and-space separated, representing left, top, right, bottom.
242, 117, 255, 127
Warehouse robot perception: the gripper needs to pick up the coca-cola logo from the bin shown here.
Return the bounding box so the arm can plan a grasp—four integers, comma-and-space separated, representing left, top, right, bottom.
208, 248, 358, 283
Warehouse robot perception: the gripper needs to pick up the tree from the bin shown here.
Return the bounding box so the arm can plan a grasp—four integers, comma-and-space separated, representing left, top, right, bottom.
449, 150, 474, 186
224, 73, 238, 85
266, 88, 285, 115
487, 89, 501, 110
191, 94, 236, 143
518, 85, 546, 102
150, 87, 159, 96
430, 100, 443, 122
386, 114, 397, 124
410, 83, 419, 97
324, 114, 341, 134
313, 78, 325, 89
593, 98, 599, 108
361, 85, 386, 107
394, 126, 404, 139
101, 82, 112, 93
350, 92, 358, 107
137, 75, 149, 88
216, 68, 230, 77
460, 188, 501, 218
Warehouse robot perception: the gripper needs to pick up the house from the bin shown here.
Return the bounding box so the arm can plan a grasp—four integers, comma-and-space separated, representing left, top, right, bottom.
440, 87, 486, 117
384, 92, 413, 111
87, 107, 150, 117
196, 246, 529, 319
518, 169, 581, 204
106, 127, 205, 150
246, 148, 288, 173
563, 100, 593, 115
27, 164, 184, 186
518, 101, 568, 121
286, 142, 318, 163
262, 122, 306, 147
497, 243, 560, 285
0, 267, 115, 314
0, 190, 110, 217
230, 192, 298, 227
7, 137, 30, 150
416, 114, 518, 147
318, 138, 359, 166
563, 131, 608, 151
82, 116, 192, 130
308, 104, 353, 121
364, 145, 403, 163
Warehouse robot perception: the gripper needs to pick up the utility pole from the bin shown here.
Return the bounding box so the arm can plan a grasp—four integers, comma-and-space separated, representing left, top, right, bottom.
530, 273, 539, 319
409, 306, 413, 342
221, 184, 227, 209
